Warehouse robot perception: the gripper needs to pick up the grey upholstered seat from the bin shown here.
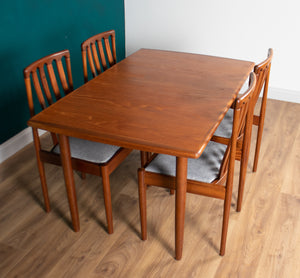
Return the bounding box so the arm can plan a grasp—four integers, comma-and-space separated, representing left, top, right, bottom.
146, 141, 227, 183
214, 108, 233, 138
52, 137, 121, 164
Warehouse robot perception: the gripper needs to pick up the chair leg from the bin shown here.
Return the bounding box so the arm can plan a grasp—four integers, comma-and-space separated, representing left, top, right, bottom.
32, 128, 50, 212
220, 145, 235, 256
37, 158, 51, 213
101, 167, 113, 234
236, 155, 247, 212
138, 169, 147, 240
147, 152, 152, 161
220, 193, 231, 256
253, 89, 268, 172
253, 117, 264, 172
140, 151, 147, 168
237, 133, 252, 212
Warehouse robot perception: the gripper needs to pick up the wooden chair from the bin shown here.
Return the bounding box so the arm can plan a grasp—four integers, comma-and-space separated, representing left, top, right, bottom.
24, 50, 131, 234
213, 48, 273, 211
81, 30, 116, 83
138, 73, 257, 256
81, 30, 154, 170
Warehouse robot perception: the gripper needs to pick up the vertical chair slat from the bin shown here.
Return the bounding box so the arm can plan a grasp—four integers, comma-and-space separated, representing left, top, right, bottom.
219, 145, 230, 180
39, 66, 53, 106
98, 39, 108, 71
253, 68, 266, 104
65, 55, 73, 93
111, 34, 117, 64
47, 63, 61, 101
32, 71, 47, 110
104, 38, 114, 66
87, 47, 97, 78
24, 77, 35, 117
237, 102, 248, 136
91, 43, 101, 74
81, 48, 88, 83
56, 59, 69, 94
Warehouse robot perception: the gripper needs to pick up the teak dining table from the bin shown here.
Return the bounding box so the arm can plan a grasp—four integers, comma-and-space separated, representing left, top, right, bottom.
28, 49, 254, 260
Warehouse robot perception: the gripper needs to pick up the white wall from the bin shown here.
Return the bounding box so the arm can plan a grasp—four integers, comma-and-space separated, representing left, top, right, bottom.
125, 0, 300, 102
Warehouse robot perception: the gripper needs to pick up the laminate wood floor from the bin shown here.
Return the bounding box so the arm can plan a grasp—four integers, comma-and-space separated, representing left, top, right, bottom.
0, 99, 299, 278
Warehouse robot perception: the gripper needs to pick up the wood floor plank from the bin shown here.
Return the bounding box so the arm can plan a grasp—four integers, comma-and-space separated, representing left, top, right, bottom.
94, 188, 178, 278
281, 109, 300, 196
0, 165, 59, 240
0, 243, 29, 277
255, 193, 300, 278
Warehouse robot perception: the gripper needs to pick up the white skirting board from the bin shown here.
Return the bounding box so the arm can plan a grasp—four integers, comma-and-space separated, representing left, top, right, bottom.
0, 87, 299, 164
0, 128, 46, 164
268, 87, 300, 103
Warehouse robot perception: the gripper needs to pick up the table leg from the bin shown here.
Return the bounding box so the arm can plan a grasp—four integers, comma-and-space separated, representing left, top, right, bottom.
58, 134, 80, 232
175, 157, 188, 260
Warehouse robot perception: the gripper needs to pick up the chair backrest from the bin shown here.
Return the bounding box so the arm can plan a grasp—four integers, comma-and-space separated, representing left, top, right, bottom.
253, 48, 273, 104
81, 30, 117, 83
23, 49, 73, 117
219, 72, 257, 179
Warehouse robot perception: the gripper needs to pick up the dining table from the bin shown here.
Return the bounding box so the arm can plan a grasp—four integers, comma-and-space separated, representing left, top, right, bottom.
28, 48, 254, 260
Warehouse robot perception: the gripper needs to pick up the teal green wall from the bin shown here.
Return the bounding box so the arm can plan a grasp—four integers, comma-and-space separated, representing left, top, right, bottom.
0, 0, 125, 144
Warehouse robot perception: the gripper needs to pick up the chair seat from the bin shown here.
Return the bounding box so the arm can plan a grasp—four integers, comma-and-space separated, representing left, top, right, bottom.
214, 108, 234, 138
52, 137, 121, 164
145, 141, 227, 183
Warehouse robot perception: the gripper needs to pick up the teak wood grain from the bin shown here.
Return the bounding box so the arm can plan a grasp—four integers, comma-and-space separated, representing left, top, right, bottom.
28, 49, 254, 159
27, 49, 254, 260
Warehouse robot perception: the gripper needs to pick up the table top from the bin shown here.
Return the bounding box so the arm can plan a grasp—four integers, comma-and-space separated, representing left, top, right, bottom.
28, 49, 254, 158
